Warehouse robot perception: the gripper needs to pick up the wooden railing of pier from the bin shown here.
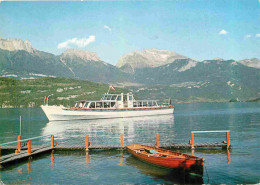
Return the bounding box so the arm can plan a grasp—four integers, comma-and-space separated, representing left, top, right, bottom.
0, 135, 55, 168
190, 130, 230, 149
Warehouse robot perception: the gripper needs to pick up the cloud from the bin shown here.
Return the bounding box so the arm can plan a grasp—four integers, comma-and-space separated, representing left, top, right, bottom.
256, 33, 260, 37
219, 29, 228, 35
57, 36, 95, 49
244, 34, 252, 39
104, 25, 112, 32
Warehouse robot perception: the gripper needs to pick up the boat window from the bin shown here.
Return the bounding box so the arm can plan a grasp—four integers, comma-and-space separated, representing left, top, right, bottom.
111, 102, 115, 108
104, 102, 109, 108
89, 102, 95, 108
129, 96, 133, 101
79, 102, 84, 108
83, 102, 89, 108
102, 95, 109, 100
96, 102, 102, 108
117, 95, 122, 101
111, 95, 117, 100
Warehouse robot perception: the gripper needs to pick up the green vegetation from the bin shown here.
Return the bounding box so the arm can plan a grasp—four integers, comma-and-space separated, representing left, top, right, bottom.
0, 77, 128, 108
246, 97, 260, 102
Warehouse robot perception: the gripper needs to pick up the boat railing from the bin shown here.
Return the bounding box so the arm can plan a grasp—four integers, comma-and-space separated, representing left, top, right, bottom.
133, 100, 159, 107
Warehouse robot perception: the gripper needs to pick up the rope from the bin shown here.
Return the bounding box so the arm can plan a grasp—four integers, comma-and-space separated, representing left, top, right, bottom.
204, 164, 210, 184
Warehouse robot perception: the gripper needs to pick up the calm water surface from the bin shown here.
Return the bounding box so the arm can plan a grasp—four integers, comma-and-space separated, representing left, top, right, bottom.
0, 102, 259, 184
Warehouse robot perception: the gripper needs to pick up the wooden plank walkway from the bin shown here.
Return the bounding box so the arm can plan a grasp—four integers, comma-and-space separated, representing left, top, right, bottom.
0, 142, 227, 152
0, 146, 53, 168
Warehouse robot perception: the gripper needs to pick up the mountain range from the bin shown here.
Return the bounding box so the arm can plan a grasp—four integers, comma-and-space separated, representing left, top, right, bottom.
0, 37, 259, 103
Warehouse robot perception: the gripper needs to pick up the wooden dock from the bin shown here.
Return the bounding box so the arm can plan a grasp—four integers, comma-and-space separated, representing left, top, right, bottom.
0, 141, 228, 152
0, 134, 55, 168
0, 131, 231, 168
0, 146, 53, 168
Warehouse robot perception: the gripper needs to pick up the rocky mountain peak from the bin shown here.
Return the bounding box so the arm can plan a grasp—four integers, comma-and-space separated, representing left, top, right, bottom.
213, 57, 224, 61
238, 58, 260, 69
116, 48, 188, 72
0, 38, 34, 53
61, 49, 101, 61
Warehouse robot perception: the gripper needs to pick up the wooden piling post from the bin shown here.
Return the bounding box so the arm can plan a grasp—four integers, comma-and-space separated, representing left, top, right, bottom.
27, 140, 31, 154
226, 131, 230, 149
191, 132, 195, 149
18, 135, 21, 151
156, 133, 159, 148
120, 134, 123, 148
51, 135, 54, 148
86, 135, 89, 151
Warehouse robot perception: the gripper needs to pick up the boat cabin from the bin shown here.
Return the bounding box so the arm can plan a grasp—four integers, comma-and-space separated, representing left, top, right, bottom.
74, 93, 160, 109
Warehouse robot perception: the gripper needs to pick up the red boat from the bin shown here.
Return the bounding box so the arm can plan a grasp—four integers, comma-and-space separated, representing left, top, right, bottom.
126, 144, 204, 175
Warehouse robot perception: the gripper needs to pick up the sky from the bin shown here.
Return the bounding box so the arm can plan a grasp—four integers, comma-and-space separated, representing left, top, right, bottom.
0, 0, 260, 65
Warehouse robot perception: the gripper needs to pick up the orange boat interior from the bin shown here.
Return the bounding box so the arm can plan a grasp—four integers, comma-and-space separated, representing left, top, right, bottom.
128, 144, 202, 160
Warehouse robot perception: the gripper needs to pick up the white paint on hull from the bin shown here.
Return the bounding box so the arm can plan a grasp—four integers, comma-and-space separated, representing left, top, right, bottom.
41, 105, 174, 121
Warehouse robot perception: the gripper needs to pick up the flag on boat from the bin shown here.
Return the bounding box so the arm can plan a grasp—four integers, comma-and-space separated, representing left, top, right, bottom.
109, 85, 115, 91
44, 96, 48, 104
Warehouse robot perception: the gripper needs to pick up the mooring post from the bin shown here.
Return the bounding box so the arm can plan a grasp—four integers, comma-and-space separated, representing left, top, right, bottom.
156, 133, 159, 148
18, 135, 21, 151
191, 132, 195, 149
86, 135, 89, 151
226, 131, 230, 149
27, 140, 31, 154
51, 135, 54, 148
120, 134, 123, 148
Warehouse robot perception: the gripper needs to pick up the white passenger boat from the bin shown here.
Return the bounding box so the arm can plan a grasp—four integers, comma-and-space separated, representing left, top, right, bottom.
41, 92, 174, 121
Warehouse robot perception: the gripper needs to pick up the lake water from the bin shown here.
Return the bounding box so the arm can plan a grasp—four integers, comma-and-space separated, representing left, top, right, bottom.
0, 102, 259, 184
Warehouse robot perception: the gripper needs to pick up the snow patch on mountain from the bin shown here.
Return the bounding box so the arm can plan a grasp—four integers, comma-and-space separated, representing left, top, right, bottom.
178, 60, 197, 72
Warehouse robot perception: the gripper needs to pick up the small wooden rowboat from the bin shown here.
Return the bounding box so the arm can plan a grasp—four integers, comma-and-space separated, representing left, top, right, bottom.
126, 144, 204, 175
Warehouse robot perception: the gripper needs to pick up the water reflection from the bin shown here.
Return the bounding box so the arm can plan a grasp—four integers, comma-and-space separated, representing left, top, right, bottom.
119, 151, 123, 166
86, 152, 90, 166
41, 115, 175, 146
227, 150, 231, 164
27, 159, 31, 173
51, 151, 55, 168
186, 148, 231, 164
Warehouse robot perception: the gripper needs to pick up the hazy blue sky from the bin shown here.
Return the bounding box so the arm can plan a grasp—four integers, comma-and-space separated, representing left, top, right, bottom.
0, 0, 260, 64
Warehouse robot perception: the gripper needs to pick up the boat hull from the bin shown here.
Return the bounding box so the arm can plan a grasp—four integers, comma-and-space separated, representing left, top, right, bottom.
41, 105, 174, 121
126, 144, 204, 175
